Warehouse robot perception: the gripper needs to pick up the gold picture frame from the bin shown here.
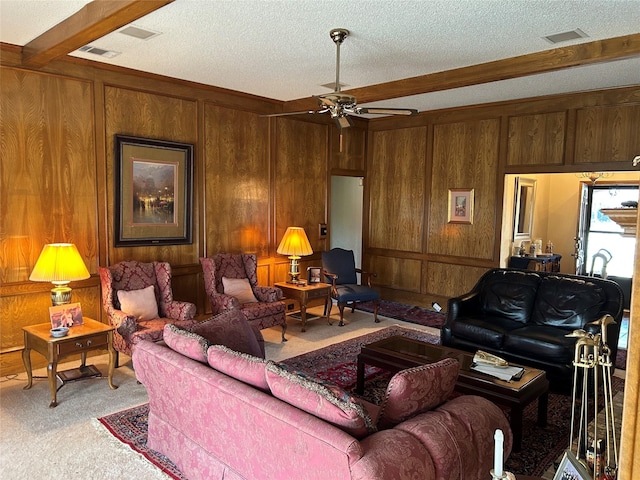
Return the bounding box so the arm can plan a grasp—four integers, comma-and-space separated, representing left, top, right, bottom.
448, 188, 474, 224
115, 135, 193, 246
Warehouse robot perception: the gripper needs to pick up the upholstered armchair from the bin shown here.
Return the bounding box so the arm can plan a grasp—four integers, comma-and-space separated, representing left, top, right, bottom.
322, 248, 380, 326
98, 260, 197, 367
200, 254, 287, 341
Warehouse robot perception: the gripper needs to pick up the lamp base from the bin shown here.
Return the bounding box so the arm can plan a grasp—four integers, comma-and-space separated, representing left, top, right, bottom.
51, 285, 72, 306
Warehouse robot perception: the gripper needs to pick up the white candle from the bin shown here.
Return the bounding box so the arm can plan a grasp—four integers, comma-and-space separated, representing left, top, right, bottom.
494, 429, 504, 477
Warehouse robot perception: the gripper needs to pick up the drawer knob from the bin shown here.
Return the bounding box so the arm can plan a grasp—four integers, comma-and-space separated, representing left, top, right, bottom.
76, 342, 83, 347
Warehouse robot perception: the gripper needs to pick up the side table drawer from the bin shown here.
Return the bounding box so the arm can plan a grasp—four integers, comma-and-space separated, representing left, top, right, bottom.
58, 333, 108, 355
305, 287, 330, 300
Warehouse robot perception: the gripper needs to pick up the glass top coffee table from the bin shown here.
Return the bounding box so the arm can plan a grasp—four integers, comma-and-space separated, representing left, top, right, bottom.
356, 335, 549, 451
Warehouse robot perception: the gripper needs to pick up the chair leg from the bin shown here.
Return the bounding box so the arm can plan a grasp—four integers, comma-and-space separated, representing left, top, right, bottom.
373, 300, 380, 323
326, 301, 333, 326
281, 322, 288, 342
338, 303, 346, 326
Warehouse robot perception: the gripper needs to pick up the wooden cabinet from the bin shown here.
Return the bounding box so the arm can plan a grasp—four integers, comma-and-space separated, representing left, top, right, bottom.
574, 104, 640, 164
506, 112, 566, 166
509, 254, 562, 272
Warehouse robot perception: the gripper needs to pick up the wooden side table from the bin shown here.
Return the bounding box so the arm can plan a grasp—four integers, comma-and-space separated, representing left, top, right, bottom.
22, 317, 118, 407
274, 282, 332, 332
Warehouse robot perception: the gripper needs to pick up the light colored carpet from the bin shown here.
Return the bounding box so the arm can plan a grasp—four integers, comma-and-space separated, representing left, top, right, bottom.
0, 307, 437, 479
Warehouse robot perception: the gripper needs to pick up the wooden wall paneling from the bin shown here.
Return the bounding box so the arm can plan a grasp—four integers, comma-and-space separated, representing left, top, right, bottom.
506, 111, 566, 166
428, 119, 500, 260
203, 104, 271, 257
424, 262, 488, 299
274, 118, 329, 272
0, 68, 98, 281
368, 127, 427, 252
104, 86, 198, 266
330, 126, 366, 173
574, 104, 640, 164
368, 255, 422, 292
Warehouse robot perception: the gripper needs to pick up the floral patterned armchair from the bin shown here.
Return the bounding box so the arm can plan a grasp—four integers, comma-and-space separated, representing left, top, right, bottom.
200, 254, 287, 342
98, 260, 197, 367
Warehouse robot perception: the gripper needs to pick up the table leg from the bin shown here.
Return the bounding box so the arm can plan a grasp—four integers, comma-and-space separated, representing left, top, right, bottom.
22, 347, 33, 390
537, 392, 548, 427
47, 360, 58, 408
355, 357, 365, 394
510, 407, 523, 452
107, 332, 118, 390
324, 292, 333, 326
300, 303, 307, 332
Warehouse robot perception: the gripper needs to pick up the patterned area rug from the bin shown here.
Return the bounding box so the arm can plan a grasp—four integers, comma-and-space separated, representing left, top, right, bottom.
355, 300, 446, 328
98, 325, 624, 478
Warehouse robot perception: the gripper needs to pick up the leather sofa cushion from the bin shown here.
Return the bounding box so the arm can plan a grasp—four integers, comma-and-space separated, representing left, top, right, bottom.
450, 315, 523, 349
480, 271, 540, 323
503, 325, 577, 364
531, 276, 606, 330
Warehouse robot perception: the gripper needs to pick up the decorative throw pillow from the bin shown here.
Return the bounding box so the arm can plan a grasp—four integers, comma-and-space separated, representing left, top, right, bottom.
117, 285, 159, 321
163, 324, 210, 363
377, 358, 460, 430
192, 309, 264, 358
265, 363, 376, 438
222, 277, 258, 304
207, 345, 271, 392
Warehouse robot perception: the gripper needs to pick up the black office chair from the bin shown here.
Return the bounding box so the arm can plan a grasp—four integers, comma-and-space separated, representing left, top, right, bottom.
321, 248, 380, 326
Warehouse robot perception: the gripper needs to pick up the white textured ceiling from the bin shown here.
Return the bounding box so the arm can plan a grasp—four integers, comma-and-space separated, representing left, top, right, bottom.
1, 0, 639, 114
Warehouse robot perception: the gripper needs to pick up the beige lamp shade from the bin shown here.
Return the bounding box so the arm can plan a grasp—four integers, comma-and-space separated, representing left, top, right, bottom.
277, 227, 312, 283
30, 243, 90, 305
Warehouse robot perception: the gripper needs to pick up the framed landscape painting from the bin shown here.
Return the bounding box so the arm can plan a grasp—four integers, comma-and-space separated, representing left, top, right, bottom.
447, 188, 474, 224
115, 135, 194, 246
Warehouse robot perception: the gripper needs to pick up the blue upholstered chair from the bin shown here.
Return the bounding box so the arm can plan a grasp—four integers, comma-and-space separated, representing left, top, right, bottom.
321, 248, 380, 326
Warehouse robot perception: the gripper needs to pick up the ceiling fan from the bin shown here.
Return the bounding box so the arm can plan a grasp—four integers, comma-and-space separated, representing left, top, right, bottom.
264, 28, 419, 128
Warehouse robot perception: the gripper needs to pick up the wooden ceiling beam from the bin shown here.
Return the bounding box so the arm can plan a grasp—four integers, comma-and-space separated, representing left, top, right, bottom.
22, 0, 174, 68
284, 33, 640, 112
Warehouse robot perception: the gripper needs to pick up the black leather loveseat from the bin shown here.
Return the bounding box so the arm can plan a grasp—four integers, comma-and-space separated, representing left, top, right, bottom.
441, 268, 624, 390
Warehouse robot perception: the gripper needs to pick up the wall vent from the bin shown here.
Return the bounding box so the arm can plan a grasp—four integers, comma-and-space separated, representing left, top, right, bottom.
543, 29, 589, 44
77, 45, 121, 58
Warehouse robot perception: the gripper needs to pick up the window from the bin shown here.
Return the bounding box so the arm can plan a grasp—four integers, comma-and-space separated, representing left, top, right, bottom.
584, 185, 638, 277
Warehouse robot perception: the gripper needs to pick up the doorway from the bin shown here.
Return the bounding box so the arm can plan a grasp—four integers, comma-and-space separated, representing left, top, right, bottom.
330, 176, 363, 267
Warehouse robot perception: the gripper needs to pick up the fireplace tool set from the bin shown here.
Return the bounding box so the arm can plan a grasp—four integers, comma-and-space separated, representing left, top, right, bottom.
567, 314, 618, 480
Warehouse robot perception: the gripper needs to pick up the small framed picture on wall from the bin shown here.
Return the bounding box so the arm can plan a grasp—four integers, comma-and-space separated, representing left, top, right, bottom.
447, 188, 474, 224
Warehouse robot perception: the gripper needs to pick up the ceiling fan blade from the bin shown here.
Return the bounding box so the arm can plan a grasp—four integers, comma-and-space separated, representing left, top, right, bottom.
260, 109, 327, 118
314, 94, 336, 107
354, 107, 419, 116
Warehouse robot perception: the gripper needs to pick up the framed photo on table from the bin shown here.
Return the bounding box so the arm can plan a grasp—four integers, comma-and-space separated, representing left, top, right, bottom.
552, 450, 592, 480
448, 188, 474, 224
115, 135, 194, 246
307, 267, 322, 284
49, 303, 83, 328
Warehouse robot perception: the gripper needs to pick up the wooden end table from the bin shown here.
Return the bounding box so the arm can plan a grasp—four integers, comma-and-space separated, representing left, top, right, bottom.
22, 317, 118, 407
274, 282, 332, 332
356, 336, 549, 452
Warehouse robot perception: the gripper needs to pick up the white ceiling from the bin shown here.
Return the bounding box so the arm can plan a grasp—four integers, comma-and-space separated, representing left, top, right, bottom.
1, 0, 640, 115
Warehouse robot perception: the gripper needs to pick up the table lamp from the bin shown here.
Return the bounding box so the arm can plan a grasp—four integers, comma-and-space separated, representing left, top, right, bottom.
29, 243, 90, 306
277, 227, 313, 284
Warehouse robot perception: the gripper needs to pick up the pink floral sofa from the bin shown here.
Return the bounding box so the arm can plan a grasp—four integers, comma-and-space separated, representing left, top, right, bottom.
133, 312, 512, 480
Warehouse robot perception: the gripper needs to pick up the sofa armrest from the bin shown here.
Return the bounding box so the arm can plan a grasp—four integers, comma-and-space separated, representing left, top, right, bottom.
108, 309, 138, 338
164, 301, 197, 320
253, 286, 283, 303
208, 292, 241, 314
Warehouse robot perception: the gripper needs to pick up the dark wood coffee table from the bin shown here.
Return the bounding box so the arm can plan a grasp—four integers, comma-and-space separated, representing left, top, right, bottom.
356, 336, 549, 451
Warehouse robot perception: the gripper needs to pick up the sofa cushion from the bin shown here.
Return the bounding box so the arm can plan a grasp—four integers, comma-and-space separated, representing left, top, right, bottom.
117, 285, 159, 321
450, 315, 521, 349
265, 363, 376, 438
207, 344, 271, 392
222, 277, 258, 304
531, 276, 606, 330
191, 309, 264, 358
163, 324, 209, 363
503, 325, 577, 364
480, 271, 540, 323
377, 358, 460, 429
